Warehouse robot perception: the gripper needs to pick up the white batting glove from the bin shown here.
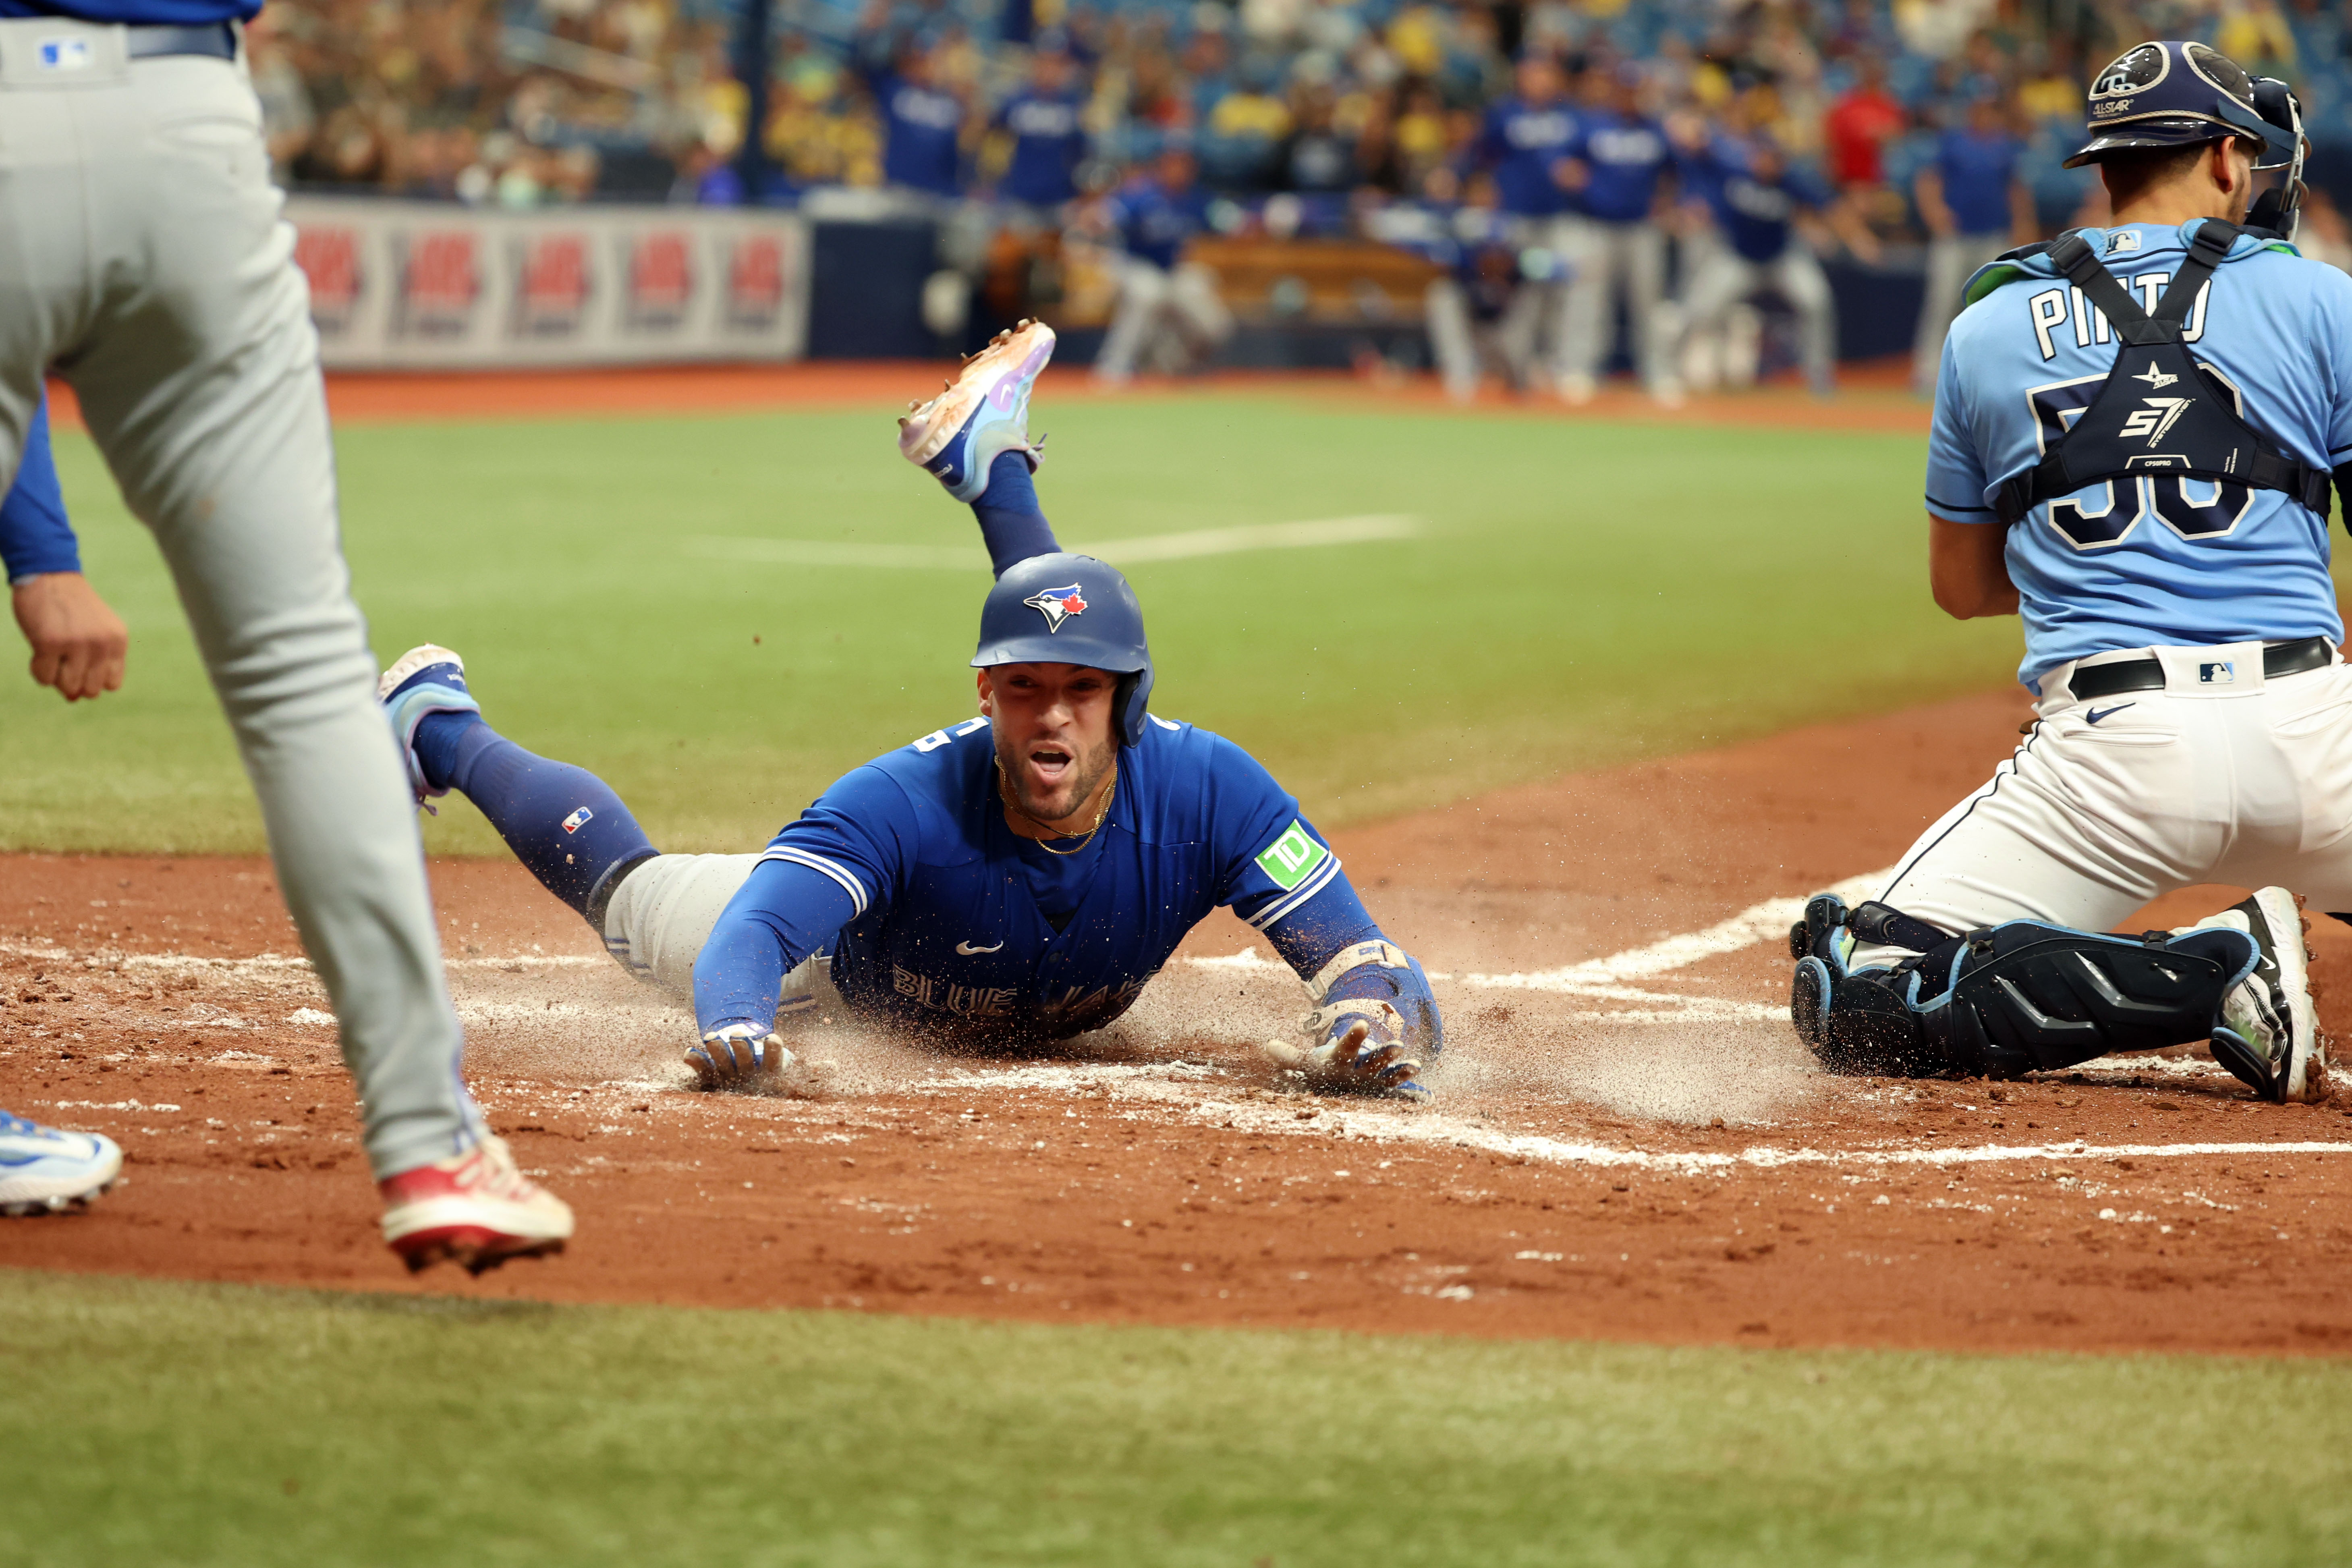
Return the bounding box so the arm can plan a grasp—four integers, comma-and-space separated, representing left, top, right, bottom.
1261, 1001, 1425, 1098
687, 1024, 798, 1092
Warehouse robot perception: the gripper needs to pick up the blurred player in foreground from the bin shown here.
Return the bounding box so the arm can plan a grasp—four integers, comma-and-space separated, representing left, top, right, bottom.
0, 9, 566, 1270
1792, 43, 2345, 1105
381, 323, 1442, 1099
0, 394, 127, 1214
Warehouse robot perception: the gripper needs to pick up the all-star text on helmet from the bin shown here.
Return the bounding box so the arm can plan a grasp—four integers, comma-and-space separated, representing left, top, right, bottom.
2069, 41, 2309, 238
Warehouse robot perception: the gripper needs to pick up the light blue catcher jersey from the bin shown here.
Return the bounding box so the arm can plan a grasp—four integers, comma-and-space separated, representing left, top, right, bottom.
1927, 219, 2352, 690
753, 714, 1342, 1040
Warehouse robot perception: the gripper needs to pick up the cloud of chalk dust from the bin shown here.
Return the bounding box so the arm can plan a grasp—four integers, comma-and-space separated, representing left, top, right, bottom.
1428, 989, 1825, 1128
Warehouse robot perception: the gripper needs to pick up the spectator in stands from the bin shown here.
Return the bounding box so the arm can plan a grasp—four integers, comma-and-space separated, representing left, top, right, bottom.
1823, 56, 1909, 191
1280, 79, 1359, 194
1558, 64, 1678, 404
1470, 51, 1584, 398
1672, 116, 1877, 398
1910, 91, 2030, 395
1091, 143, 1233, 385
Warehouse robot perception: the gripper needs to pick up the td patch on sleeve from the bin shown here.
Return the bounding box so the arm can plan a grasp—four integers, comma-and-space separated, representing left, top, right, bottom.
1254, 821, 1329, 890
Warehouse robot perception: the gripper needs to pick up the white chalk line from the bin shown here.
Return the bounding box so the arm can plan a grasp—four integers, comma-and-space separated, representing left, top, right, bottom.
689, 514, 1420, 573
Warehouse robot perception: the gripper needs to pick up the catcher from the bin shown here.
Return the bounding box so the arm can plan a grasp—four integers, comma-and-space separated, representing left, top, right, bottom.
380, 323, 1441, 1097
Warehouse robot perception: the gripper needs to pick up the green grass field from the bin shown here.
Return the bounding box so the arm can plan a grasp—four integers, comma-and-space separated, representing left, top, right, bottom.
2, 393, 2030, 855
6, 1270, 2348, 1567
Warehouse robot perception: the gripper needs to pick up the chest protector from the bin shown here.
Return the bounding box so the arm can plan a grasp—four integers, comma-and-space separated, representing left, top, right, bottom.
1991, 221, 2334, 527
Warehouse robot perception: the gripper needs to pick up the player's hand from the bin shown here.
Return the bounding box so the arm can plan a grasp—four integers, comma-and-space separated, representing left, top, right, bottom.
11, 571, 127, 701
687, 1024, 797, 1091
1261, 1009, 1425, 1099
1553, 156, 1590, 192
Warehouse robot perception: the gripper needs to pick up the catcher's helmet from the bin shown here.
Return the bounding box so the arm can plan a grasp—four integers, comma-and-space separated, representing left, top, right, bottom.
2068, 40, 2302, 172
971, 552, 1155, 746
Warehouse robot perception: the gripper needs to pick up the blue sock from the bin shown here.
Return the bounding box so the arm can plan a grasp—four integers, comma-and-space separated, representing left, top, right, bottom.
972, 450, 1060, 577
416, 711, 657, 923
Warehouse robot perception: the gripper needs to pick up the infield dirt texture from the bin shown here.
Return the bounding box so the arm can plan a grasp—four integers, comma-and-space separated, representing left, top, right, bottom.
7, 369, 2352, 1566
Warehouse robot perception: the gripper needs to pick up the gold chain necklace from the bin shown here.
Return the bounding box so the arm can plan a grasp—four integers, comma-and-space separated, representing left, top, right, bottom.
997, 759, 1116, 856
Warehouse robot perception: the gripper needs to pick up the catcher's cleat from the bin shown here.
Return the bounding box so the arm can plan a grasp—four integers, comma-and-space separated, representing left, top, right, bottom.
897, 319, 1056, 503
0, 1110, 123, 1216
2198, 887, 2325, 1103
380, 1135, 573, 1276
377, 643, 479, 809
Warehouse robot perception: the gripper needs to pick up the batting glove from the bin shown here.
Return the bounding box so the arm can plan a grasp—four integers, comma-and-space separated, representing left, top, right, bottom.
687, 1023, 798, 1092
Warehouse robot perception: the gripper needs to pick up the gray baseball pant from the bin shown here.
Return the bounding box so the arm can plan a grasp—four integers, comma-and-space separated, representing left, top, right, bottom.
0, 21, 483, 1178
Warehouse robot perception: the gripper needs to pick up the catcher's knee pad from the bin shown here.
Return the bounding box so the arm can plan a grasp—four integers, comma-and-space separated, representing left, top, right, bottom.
1789, 896, 2259, 1080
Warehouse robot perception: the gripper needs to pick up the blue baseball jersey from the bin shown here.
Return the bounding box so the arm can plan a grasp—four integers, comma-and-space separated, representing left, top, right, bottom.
1933, 128, 2021, 237
1475, 98, 1580, 218
698, 714, 1350, 1040
0, 1, 256, 19
1570, 112, 1670, 224
1107, 177, 1210, 271
1927, 220, 2352, 690
1, 391, 78, 585
995, 89, 1086, 206
1684, 136, 1828, 262
872, 72, 965, 196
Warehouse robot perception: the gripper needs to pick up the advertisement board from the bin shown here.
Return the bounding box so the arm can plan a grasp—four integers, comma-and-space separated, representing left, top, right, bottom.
285, 199, 811, 368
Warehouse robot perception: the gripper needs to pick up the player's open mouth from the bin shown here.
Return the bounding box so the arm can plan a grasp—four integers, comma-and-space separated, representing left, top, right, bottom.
1027, 746, 1073, 784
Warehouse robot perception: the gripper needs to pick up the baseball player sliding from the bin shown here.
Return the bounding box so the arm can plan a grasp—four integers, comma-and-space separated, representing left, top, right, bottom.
1792, 42, 2346, 1105
0, 6, 567, 1269
380, 323, 1443, 1098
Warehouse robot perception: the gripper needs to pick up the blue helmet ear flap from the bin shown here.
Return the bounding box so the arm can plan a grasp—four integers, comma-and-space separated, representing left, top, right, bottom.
1116, 664, 1154, 747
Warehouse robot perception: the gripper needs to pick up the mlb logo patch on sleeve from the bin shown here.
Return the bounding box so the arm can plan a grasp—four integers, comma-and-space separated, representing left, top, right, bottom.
1255, 821, 1329, 890
561, 806, 595, 833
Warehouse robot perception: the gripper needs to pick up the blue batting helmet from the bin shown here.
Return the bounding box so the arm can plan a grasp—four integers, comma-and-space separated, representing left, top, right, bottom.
971, 552, 1155, 746
2068, 41, 2301, 172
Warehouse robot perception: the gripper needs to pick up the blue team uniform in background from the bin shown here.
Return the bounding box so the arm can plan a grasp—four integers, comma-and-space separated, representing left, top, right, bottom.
1108, 177, 1211, 270
860, 66, 965, 197
1933, 127, 2022, 237
695, 713, 1354, 1039
1684, 137, 1831, 262
995, 90, 1087, 207
0, 392, 78, 584
1927, 220, 2352, 689
1476, 98, 1581, 218
0, 1, 255, 18
1570, 112, 1671, 223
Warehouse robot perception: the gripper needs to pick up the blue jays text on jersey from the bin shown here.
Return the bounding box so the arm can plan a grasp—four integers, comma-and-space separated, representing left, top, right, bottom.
1570, 112, 1671, 224
1680, 136, 1831, 262
994, 89, 1087, 206
1475, 98, 1580, 218
692, 713, 1354, 1040
1926, 220, 2352, 688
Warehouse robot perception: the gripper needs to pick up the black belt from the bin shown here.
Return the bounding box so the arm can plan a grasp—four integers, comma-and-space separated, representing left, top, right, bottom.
2069, 636, 2333, 700
125, 22, 235, 60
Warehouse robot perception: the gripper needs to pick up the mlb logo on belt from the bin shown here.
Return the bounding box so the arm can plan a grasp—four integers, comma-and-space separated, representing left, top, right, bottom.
561, 807, 594, 833
37, 38, 91, 70
2199, 662, 2236, 684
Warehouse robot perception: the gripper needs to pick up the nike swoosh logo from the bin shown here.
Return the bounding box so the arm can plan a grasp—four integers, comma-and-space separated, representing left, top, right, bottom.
2084, 704, 2135, 725
955, 940, 1004, 955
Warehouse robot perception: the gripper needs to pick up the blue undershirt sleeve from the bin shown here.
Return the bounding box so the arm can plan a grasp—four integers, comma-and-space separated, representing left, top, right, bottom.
1260, 867, 1381, 978
693, 859, 862, 1034
2, 392, 82, 585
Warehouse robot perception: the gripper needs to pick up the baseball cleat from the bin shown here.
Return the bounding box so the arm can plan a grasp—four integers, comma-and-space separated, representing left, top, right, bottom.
2199, 887, 2324, 1103
379, 1134, 573, 1276
0, 1110, 124, 1216
897, 319, 1056, 502
378, 643, 479, 807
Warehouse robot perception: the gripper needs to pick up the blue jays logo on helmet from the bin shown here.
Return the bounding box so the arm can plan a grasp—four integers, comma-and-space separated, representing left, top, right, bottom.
1022, 584, 1089, 632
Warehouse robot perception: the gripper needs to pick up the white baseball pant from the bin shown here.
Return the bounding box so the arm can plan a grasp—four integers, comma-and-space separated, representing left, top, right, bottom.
1559, 217, 1673, 394
1912, 232, 2010, 393
1862, 643, 2352, 965
1093, 258, 1234, 382
0, 21, 482, 1176
1678, 243, 1838, 393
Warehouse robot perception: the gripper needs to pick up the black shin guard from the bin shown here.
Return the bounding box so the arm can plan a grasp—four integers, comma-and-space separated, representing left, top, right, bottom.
1790, 898, 2258, 1081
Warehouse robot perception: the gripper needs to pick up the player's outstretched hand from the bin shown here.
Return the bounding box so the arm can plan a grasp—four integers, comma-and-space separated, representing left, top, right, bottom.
687, 1024, 801, 1092
12, 571, 126, 702
1261, 1017, 1425, 1099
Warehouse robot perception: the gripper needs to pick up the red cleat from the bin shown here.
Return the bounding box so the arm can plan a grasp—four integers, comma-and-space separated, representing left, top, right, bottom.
380, 1135, 574, 1276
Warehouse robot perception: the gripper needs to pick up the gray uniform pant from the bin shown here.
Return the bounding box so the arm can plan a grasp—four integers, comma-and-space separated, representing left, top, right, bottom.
0, 21, 480, 1177
1558, 217, 1672, 392
1093, 258, 1234, 383
1912, 232, 2010, 392
1679, 243, 1838, 392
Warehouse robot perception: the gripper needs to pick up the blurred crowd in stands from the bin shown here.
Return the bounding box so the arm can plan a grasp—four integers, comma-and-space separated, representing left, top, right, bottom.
253, 0, 2352, 392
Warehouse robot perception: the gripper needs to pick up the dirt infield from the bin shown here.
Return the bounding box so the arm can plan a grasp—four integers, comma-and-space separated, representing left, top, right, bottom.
41, 361, 1930, 436
8, 686, 2352, 1356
